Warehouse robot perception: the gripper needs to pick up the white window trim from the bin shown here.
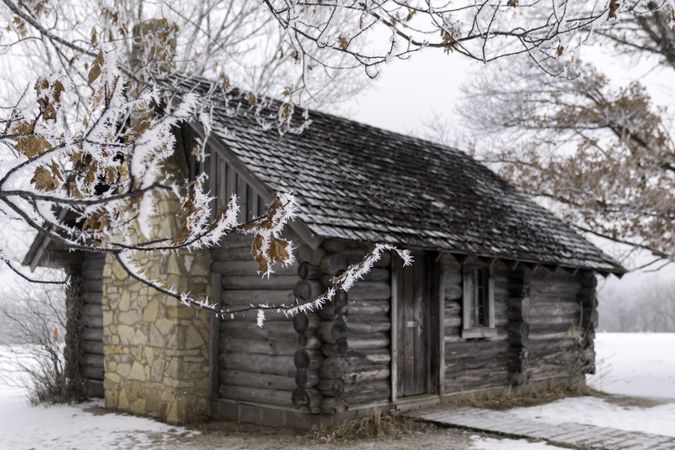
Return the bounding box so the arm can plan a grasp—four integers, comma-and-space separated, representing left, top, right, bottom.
461, 265, 496, 339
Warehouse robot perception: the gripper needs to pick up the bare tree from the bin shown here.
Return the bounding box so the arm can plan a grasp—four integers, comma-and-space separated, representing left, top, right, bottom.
599, 277, 675, 331
0, 285, 71, 403
448, 1, 675, 268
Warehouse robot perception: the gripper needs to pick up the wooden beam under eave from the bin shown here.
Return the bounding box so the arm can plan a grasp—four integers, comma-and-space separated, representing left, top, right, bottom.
451, 253, 468, 265
542, 264, 558, 273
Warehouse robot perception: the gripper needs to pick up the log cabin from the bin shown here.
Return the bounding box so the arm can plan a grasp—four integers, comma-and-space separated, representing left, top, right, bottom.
23, 77, 625, 427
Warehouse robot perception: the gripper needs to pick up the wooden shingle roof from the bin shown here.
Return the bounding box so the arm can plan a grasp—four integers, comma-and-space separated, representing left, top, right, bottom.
177, 78, 624, 274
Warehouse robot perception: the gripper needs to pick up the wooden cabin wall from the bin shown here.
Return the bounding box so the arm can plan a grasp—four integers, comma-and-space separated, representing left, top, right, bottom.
292, 239, 392, 414
442, 255, 511, 393
80, 253, 105, 397
525, 270, 588, 382
214, 233, 300, 409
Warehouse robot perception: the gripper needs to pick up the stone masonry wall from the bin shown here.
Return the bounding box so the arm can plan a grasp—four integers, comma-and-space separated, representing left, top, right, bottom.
101, 191, 212, 424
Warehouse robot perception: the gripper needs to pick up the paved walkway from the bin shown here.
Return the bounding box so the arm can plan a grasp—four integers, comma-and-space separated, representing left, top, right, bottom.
406, 407, 675, 449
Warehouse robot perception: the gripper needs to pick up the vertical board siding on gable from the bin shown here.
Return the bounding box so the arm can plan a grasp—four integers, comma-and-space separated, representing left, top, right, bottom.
213, 233, 300, 408
210, 150, 266, 222
526, 271, 584, 381
80, 253, 105, 397
442, 254, 510, 393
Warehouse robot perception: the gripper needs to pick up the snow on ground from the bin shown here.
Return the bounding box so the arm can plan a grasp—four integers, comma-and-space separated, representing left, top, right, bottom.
509, 332, 675, 439
510, 396, 675, 438
589, 332, 675, 399
0, 346, 197, 450
1, 333, 673, 449
470, 436, 564, 449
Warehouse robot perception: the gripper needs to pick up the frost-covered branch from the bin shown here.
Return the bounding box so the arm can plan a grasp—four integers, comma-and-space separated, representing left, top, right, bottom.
115, 243, 413, 327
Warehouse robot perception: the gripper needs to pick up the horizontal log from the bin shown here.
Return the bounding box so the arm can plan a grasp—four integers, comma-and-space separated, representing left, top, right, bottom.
319, 351, 391, 379
355, 349, 391, 364
82, 269, 103, 281
222, 275, 298, 290
82, 292, 102, 305
324, 248, 391, 269
445, 301, 461, 316
221, 289, 295, 307
343, 380, 390, 395
82, 255, 105, 271
83, 303, 102, 317
362, 268, 390, 282
82, 327, 102, 341
81, 365, 104, 380
444, 284, 462, 300
442, 270, 462, 286
299, 333, 321, 350
292, 312, 320, 334
212, 246, 255, 261
320, 254, 348, 275
84, 316, 103, 329
529, 322, 578, 334
445, 356, 510, 373
213, 260, 297, 276
84, 280, 102, 293
444, 316, 461, 328
321, 239, 368, 253
220, 337, 297, 356
340, 366, 390, 384
445, 374, 511, 393
444, 328, 509, 343
316, 289, 348, 320
445, 339, 510, 354
508, 322, 530, 340
213, 234, 253, 250
297, 245, 326, 266
348, 282, 391, 301
347, 333, 389, 351
345, 315, 390, 334
317, 378, 344, 397
293, 280, 324, 301
219, 385, 293, 407
526, 302, 579, 316
530, 281, 582, 296
315, 320, 347, 344
83, 340, 103, 355
320, 397, 346, 414
220, 320, 295, 341
347, 299, 390, 316
294, 349, 323, 371
319, 356, 347, 379
295, 368, 319, 388
219, 352, 295, 376
298, 262, 322, 280
220, 369, 296, 391
82, 354, 103, 368
292, 387, 321, 413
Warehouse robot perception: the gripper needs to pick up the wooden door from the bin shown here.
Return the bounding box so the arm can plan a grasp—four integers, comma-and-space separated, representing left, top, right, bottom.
395, 251, 432, 397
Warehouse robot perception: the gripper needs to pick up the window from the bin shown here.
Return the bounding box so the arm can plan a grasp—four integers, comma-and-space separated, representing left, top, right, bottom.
461, 266, 496, 339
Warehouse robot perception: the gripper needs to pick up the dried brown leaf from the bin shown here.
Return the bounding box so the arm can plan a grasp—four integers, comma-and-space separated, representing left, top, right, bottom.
31, 165, 59, 191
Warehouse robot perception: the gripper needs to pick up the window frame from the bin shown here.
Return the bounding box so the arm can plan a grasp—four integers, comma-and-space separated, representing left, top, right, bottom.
461, 264, 497, 339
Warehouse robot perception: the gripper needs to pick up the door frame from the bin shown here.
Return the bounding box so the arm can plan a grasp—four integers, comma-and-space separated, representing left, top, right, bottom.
390, 251, 443, 402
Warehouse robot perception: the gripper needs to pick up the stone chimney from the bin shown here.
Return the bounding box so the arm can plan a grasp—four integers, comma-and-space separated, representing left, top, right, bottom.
130, 18, 178, 77
101, 19, 213, 425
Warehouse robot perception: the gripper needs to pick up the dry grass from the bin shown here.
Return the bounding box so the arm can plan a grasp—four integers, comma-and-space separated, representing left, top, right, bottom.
443, 381, 607, 410
311, 409, 438, 444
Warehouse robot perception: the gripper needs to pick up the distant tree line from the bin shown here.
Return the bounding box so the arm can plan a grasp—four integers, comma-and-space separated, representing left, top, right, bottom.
599, 277, 675, 332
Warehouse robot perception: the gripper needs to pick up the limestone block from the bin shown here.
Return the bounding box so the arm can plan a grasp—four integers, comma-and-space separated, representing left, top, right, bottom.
129, 361, 146, 381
